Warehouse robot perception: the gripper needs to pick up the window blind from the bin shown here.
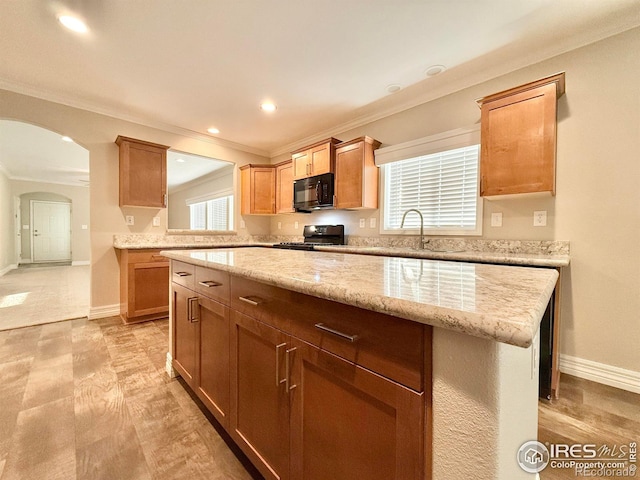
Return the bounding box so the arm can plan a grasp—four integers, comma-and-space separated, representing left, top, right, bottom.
384, 145, 479, 231
188, 194, 234, 230
189, 202, 207, 230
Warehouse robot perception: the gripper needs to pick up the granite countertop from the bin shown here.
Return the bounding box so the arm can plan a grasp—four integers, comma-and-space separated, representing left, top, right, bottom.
161, 247, 559, 348
314, 245, 570, 267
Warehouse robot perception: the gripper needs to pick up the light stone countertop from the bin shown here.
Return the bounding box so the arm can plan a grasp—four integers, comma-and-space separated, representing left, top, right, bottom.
314, 245, 570, 267
161, 247, 559, 348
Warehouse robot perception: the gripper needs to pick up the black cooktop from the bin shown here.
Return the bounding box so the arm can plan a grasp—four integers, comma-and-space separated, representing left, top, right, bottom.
272, 225, 345, 251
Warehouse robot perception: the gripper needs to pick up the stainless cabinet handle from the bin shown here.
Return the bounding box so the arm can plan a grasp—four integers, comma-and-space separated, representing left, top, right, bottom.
275, 343, 286, 387
314, 323, 358, 342
198, 280, 221, 288
174, 272, 191, 277
238, 296, 261, 306
285, 347, 297, 392
187, 297, 199, 322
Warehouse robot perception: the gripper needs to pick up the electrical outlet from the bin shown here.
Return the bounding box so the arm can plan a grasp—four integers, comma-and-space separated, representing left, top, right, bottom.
359, 218, 366, 228
152, 216, 160, 227
491, 212, 503, 227
240, 219, 246, 229
294, 221, 299, 230
277, 222, 282, 230
81, 224, 88, 230
533, 210, 547, 227
125, 215, 134, 226
370, 217, 376, 228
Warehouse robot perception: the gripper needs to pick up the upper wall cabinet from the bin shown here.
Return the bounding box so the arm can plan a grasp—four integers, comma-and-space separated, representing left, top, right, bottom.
275, 160, 294, 214
291, 137, 341, 180
477, 72, 565, 197
335, 136, 381, 209
116, 136, 170, 208
240, 164, 275, 215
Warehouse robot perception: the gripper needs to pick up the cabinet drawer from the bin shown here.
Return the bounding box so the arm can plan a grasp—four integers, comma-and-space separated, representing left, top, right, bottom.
230, 275, 426, 391
195, 267, 230, 305
127, 249, 167, 264
171, 261, 195, 289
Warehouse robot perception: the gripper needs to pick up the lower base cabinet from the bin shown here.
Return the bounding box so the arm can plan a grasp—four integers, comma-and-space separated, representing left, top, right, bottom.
172, 262, 432, 480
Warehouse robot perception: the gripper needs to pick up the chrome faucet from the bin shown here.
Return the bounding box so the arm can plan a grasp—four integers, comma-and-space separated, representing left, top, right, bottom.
400, 209, 425, 249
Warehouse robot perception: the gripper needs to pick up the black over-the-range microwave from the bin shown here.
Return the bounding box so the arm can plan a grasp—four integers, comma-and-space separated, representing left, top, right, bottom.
293, 172, 334, 212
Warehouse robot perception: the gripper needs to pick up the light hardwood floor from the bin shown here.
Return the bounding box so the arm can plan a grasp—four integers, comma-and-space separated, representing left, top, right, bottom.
0, 317, 260, 480
1, 316, 637, 480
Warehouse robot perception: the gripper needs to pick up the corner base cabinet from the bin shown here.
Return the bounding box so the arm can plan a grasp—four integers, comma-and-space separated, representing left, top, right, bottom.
171, 260, 433, 480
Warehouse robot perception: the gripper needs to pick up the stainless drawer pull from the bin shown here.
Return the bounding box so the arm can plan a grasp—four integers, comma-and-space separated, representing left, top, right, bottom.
314, 323, 359, 343
174, 271, 191, 277
238, 296, 261, 306
187, 297, 199, 322
199, 280, 221, 288
285, 347, 297, 392
275, 343, 286, 387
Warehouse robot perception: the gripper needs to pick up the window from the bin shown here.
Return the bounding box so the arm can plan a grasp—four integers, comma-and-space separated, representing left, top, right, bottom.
376, 127, 482, 236
188, 194, 234, 230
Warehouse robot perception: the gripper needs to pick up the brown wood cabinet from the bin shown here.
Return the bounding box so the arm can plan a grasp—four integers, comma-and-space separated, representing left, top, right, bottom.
291, 138, 341, 180
118, 248, 170, 324
240, 164, 275, 215
170, 259, 433, 480
477, 72, 565, 196
335, 136, 381, 209
171, 265, 231, 428
115, 136, 169, 208
275, 160, 295, 214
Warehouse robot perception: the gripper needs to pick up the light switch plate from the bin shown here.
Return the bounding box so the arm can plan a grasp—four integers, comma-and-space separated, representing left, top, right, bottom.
152, 216, 160, 227
81, 224, 88, 230
240, 219, 246, 229
370, 218, 376, 228
277, 222, 282, 230
125, 215, 134, 226
533, 210, 547, 227
359, 218, 366, 228
294, 221, 299, 230
491, 212, 503, 227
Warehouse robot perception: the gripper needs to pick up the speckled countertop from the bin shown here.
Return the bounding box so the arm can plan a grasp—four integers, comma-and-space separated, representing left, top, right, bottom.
314, 245, 570, 267
161, 247, 559, 348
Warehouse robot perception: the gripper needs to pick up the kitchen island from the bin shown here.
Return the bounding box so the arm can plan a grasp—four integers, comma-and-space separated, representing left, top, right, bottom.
162, 247, 556, 480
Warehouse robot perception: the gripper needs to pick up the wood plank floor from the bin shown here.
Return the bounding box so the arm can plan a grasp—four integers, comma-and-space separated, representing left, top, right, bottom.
1, 316, 637, 479
0, 317, 261, 480
538, 375, 640, 479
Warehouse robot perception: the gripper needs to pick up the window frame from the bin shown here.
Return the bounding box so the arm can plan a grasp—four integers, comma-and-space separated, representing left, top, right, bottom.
376, 126, 483, 237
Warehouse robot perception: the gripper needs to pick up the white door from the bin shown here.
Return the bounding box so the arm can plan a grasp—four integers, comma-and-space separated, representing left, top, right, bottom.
32, 201, 71, 262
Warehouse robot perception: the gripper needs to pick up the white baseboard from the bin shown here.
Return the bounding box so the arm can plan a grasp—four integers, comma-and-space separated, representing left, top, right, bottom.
559, 354, 640, 394
89, 304, 120, 320
72, 260, 90, 266
0, 264, 18, 277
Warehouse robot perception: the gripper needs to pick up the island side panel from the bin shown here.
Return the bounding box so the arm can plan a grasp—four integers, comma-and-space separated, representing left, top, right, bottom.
432, 328, 539, 480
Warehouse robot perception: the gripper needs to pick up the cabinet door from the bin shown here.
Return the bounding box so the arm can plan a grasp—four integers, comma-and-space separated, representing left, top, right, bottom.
276, 162, 294, 214
230, 311, 290, 480
252, 167, 276, 214
290, 338, 425, 480
172, 283, 199, 388
309, 143, 330, 176
335, 141, 364, 209
128, 262, 170, 318
197, 296, 231, 428
480, 82, 558, 196
292, 151, 309, 180
117, 137, 168, 208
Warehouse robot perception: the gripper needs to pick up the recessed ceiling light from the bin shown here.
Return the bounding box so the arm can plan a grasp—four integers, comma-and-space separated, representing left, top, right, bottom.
58, 15, 88, 34
386, 84, 402, 93
425, 65, 446, 77
61, 136, 74, 142
176, 158, 185, 163
260, 102, 277, 112
207, 127, 220, 134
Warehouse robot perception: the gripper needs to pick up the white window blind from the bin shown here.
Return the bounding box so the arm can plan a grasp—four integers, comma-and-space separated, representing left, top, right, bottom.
189, 194, 234, 230
383, 144, 480, 233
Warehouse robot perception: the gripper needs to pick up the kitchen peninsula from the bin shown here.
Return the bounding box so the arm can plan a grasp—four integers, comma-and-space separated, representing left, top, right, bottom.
161, 247, 558, 480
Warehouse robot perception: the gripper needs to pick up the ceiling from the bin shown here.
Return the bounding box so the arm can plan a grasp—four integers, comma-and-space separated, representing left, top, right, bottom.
167, 150, 232, 190
0, 0, 639, 158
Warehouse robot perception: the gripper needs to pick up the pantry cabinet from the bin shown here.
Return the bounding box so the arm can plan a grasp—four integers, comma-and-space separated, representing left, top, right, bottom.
275, 160, 295, 214
240, 164, 275, 215
291, 138, 341, 180
477, 72, 565, 196
115, 135, 169, 208
335, 136, 381, 209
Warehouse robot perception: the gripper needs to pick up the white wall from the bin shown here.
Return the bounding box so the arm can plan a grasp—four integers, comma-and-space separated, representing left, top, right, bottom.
271, 28, 640, 374
0, 168, 14, 273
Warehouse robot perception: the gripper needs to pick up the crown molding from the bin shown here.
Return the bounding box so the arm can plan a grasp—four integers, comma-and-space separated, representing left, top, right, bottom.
8, 174, 89, 188
0, 80, 271, 158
